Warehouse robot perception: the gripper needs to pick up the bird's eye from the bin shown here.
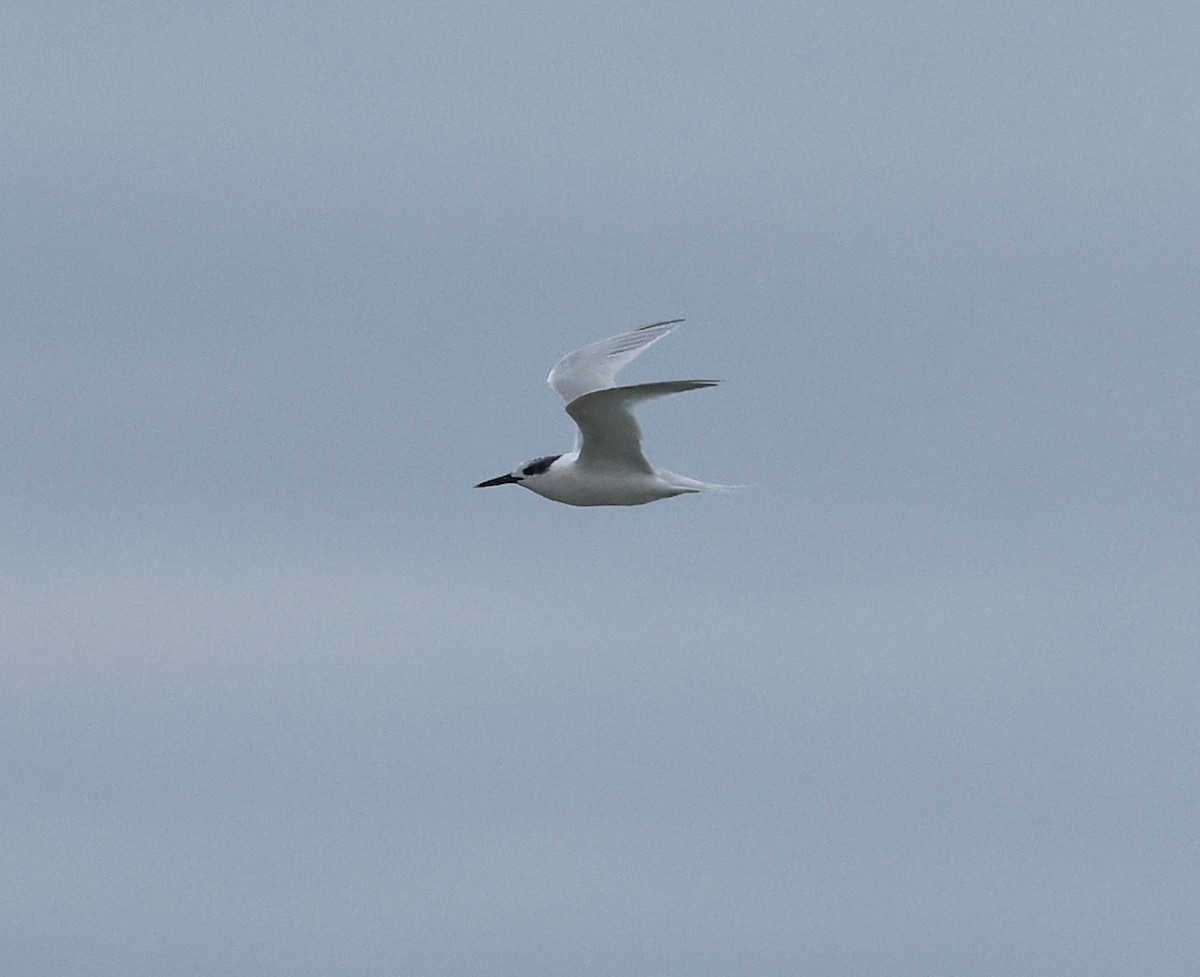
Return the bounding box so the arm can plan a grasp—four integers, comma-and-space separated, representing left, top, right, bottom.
521, 454, 560, 477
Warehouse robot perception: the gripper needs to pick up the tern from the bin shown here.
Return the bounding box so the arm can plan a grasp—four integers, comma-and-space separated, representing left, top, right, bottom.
475, 319, 731, 506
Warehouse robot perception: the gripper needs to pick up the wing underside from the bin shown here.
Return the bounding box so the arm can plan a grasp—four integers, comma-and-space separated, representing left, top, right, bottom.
565, 380, 719, 472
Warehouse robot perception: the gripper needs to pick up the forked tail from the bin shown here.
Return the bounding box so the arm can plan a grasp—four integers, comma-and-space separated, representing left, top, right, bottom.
660, 470, 748, 495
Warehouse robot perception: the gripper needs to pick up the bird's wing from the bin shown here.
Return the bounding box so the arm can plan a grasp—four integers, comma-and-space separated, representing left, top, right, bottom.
547, 319, 685, 404
565, 380, 719, 473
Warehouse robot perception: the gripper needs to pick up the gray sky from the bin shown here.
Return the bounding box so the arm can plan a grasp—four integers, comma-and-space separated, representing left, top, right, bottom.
4, 1, 1199, 974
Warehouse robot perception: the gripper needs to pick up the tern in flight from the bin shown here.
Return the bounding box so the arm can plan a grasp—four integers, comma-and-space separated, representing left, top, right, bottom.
475, 319, 732, 506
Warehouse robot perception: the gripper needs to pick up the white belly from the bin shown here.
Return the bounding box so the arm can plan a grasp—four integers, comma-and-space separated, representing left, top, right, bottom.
524, 465, 693, 507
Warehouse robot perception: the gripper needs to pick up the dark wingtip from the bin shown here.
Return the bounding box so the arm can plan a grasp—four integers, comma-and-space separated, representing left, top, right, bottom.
637, 317, 685, 331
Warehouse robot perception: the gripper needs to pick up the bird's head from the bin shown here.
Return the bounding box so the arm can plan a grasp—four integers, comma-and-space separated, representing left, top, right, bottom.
474, 453, 562, 489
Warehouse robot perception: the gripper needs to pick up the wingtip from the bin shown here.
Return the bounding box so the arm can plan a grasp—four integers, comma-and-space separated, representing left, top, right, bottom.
637, 317, 685, 331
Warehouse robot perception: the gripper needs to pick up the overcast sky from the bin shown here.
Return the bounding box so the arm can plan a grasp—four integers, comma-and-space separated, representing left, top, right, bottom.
4, 2, 1199, 974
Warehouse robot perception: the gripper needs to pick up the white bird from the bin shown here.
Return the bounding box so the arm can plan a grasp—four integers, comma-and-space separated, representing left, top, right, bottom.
475, 318, 732, 506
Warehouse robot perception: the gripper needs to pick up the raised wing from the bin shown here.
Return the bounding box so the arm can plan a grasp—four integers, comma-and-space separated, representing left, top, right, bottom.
547, 319, 685, 405
565, 380, 719, 473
